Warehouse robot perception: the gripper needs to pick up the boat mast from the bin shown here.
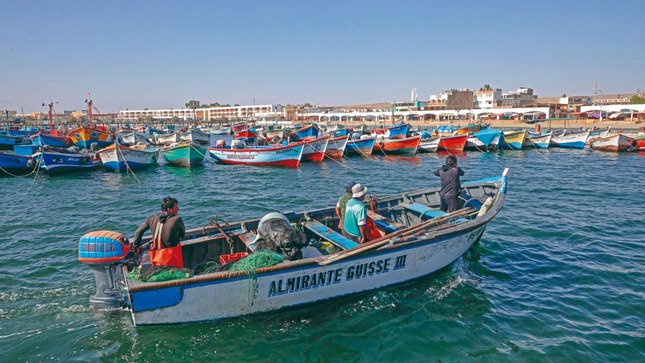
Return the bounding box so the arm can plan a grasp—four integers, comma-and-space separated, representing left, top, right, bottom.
86, 93, 93, 128
47, 101, 55, 132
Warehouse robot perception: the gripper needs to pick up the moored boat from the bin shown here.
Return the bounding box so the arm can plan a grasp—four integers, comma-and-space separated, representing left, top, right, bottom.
300, 135, 330, 162
150, 132, 181, 146
161, 141, 206, 167
550, 130, 590, 149
345, 136, 375, 157
589, 134, 636, 152
97, 143, 159, 172
325, 135, 349, 159
34, 146, 102, 174
465, 128, 502, 151
500, 130, 528, 150
180, 129, 210, 145
437, 134, 468, 153
523, 132, 552, 149
370, 123, 410, 139
0, 151, 35, 176
418, 137, 440, 153
208, 140, 305, 167
77, 169, 509, 325
373, 135, 421, 156
0, 134, 31, 150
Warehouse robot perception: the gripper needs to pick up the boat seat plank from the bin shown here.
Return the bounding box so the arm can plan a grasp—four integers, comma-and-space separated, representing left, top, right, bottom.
401, 202, 446, 219
304, 221, 360, 250
238, 233, 257, 252
367, 210, 403, 231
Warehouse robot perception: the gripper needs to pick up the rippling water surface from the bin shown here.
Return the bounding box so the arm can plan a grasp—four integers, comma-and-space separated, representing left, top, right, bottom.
1, 149, 644, 362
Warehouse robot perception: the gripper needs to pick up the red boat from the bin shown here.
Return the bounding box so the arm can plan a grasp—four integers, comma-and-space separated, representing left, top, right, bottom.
437, 134, 468, 153
231, 123, 248, 134
300, 135, 330, 162
234, 129, 258, 142
589, 134, 636, 152
373, 135, 421, 156
635, 136, 645, 151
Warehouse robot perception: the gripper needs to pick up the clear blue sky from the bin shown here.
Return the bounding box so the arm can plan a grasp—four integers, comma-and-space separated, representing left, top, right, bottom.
2, 0, 643, 113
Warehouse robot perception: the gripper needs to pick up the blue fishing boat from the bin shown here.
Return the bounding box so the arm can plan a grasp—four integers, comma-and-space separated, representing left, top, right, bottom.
465, 128, 503, 151
161, 141, 206, 167
34, 146, 102, 174
345, 136, 376, 156
0, 134, 31, 150
550, 130, 590, 149
370, 123, 410, 139
292, 124, 320, 139
31, 132, 73, 148
0, 151, 35, 176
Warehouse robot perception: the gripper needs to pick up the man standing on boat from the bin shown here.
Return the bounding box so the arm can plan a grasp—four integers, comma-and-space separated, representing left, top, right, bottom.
343, 183, 368, 244
434, 156, 464, 213
335, 181, 356, 233
133, 196, 185, 269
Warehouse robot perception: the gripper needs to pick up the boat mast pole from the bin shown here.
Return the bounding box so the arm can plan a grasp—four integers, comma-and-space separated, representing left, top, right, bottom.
87, 93, 93, 128
48, 101, 55, 132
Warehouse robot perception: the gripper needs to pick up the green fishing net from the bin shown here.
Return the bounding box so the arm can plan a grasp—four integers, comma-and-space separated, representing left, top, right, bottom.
228, 250, 284, 272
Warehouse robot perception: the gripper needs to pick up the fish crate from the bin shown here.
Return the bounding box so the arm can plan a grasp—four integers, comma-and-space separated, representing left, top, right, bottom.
219, 252, 249, 265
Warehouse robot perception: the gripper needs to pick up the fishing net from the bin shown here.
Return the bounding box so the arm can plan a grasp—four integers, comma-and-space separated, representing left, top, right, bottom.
193, 260, 228, 275
128, 265, 193, 282
228, 250, 284, 272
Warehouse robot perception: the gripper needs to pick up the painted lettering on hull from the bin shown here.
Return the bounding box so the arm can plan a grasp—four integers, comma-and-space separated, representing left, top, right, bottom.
267, 255, 407, 297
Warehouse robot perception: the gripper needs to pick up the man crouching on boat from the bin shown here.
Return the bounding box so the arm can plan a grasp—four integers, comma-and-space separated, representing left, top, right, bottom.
133, 196, 186, 269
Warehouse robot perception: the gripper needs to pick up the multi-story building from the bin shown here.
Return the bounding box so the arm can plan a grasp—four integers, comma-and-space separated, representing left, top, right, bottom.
118, 104, 283, 121
500, 87, 538, 108
474, 84, 502, 110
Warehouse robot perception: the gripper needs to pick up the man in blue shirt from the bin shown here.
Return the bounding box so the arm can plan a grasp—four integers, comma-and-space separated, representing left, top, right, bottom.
343, 183, 368, 243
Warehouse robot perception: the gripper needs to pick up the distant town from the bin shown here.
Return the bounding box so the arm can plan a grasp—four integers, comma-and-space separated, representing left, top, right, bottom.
4, 84, 645, 126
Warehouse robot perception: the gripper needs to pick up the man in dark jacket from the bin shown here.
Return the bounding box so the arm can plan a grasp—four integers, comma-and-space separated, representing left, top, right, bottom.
434, 156, 464, 212
133, 196, 186, 268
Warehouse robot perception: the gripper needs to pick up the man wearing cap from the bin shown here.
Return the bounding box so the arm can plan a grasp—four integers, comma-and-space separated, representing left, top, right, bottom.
434, 156, 465, 212
343, 183, 369, 243
335, 181, 356, 233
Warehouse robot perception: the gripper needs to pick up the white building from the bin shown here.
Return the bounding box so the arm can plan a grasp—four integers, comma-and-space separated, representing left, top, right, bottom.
118, 104, 283, 121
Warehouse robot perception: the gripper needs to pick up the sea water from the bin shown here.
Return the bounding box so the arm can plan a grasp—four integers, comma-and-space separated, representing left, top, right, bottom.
1, 148, 644, 362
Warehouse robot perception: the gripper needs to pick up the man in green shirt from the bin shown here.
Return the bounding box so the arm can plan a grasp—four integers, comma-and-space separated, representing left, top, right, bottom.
343, 183, 368, 243
335, 181, 356, 232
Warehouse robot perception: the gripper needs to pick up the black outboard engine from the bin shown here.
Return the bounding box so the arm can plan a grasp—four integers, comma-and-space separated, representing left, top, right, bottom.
255, 212, 307, 260
78, 230, 131, 309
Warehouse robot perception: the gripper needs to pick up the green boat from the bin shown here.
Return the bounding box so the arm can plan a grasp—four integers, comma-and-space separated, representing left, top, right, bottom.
161, 141, 206, 167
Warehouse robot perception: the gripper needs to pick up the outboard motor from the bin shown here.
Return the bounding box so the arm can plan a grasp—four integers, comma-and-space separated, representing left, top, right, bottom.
78, 230, 131, 309
255, 212, 307, 260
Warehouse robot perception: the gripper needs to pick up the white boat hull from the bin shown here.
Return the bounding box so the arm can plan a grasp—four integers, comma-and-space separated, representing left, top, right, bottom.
128, 225, 486, 325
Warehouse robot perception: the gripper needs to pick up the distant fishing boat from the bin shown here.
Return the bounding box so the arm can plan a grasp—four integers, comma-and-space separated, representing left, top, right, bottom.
589, 134, 636, 152
373, 135, 421, 156
0, 151, 35, 176
325, 135, 349, 159
550, 130, 590, 149
345, 136, 375, 157
97, 143, 159, 172
150, 132, 181, 146
180, 129, 210, 145
437, 134, 468, 153
31, 101, 72, 148
0, 134, 31, 150
523, 132, 552, 149
300, 135, 330, 162
465, 128, 502, 151
370, 123, 410, 140
500, 130, 528, 150
67, 96, 114, 149
161, 141, 206, 167
34, 146, 102, 174
119, 132, 150, 146
208, 140, 305, 167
